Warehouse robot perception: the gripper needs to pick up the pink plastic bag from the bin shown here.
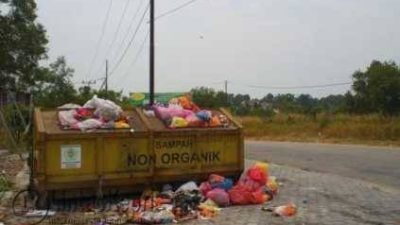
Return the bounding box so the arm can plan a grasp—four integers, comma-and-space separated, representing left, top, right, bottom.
58, 110, 78, 127
199, 181, 212, 196
206, 188, 230, 207
153, 106, 194, 121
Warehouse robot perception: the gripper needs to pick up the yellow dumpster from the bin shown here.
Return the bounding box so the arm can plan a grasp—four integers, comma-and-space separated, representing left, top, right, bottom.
33, 108, 244, 195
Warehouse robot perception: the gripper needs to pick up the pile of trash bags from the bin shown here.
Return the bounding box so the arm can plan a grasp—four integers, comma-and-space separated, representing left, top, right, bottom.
151, 95, 230, 128
58, 95, 130, 131
102, 162, 286, 224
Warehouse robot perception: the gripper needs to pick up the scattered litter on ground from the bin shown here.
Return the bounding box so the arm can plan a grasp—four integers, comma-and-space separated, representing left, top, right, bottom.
262, 203, 297, 217
25, 210, 56, 217
1, 161, 293, 224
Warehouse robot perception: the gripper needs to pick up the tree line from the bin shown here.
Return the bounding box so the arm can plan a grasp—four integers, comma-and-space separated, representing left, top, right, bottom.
192, 60, 400, 116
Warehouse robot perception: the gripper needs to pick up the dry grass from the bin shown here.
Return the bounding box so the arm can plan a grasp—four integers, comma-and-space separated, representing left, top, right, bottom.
238, 114, 400, 146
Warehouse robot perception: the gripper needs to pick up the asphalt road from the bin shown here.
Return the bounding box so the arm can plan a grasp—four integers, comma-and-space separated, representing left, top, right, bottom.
246, 141, 400, 189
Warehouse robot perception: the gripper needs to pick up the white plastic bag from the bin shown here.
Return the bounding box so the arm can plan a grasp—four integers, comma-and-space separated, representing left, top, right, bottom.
176, 181, 199, 192
83, 95, 122, 121
58, 109, 78, 127
72, 118, 103, 131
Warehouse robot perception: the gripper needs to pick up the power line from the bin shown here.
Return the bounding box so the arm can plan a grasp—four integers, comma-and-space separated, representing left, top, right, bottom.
109, 4, 150, 77
231, 81, 352, 90
93, 0, 132, 78
154, 0, 199, 21
111, 0, 146, 64
113, 30, 149, 85
86, 0, 113, 80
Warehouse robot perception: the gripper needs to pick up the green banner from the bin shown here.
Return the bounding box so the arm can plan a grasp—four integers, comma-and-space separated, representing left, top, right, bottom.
129, 92, 185, 106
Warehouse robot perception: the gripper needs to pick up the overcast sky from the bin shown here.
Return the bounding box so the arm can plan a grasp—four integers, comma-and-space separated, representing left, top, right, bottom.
36, 0, 400, 98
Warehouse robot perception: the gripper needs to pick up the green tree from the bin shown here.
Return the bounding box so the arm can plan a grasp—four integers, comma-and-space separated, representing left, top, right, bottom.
296, 94, 317, 114
0, 0, 48, 91
34, 57, 77, 107
319, 94, 346, 113
350, 60, 400, 115
274, 94, 297, 112
191, 87, 217, 108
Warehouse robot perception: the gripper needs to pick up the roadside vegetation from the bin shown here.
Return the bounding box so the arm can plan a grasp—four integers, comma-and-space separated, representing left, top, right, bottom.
191, 60, 400, 146
239, 114, 400, 146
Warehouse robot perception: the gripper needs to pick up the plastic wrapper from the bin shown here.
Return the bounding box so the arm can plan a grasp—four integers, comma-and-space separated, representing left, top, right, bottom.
170, 117, 189, 128
198, 199, 220, 219
272, 203, 297, 217
115, 121, 130, 129
266, 176, 279, 194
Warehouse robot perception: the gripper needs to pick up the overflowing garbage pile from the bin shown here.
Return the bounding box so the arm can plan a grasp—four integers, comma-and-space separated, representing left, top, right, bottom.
94, 162, 295, 224
151, 95, 229, 128
58, 95, 130, 131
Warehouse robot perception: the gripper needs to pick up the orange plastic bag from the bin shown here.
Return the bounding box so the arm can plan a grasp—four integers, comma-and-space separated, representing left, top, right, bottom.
178, 96, 200, 112
210, 116, 221, 127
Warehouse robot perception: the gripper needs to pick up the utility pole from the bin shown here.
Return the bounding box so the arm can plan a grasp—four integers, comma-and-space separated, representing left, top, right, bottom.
224, 80, 228, 105
149, 0, 155, 105
105, 59, 108, 96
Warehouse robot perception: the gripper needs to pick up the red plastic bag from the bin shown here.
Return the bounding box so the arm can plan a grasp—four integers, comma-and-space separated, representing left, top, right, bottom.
247, 166, 267, 185
229, 184, 266, 205
250, 189, 267, 204
206, 188, 230, 207
228, 184, 253, 205
199, 181, 212, 196
239, 178, 264, 192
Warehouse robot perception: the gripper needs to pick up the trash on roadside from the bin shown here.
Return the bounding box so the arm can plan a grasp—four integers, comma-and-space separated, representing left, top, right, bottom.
262, 203, 297, 217
17, 161, 288, 224
228, 162, 271, 205
198, 199, 220, 219
266, 176, 279, 195
25, 210, 56, 217
206, 188, 230, 207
